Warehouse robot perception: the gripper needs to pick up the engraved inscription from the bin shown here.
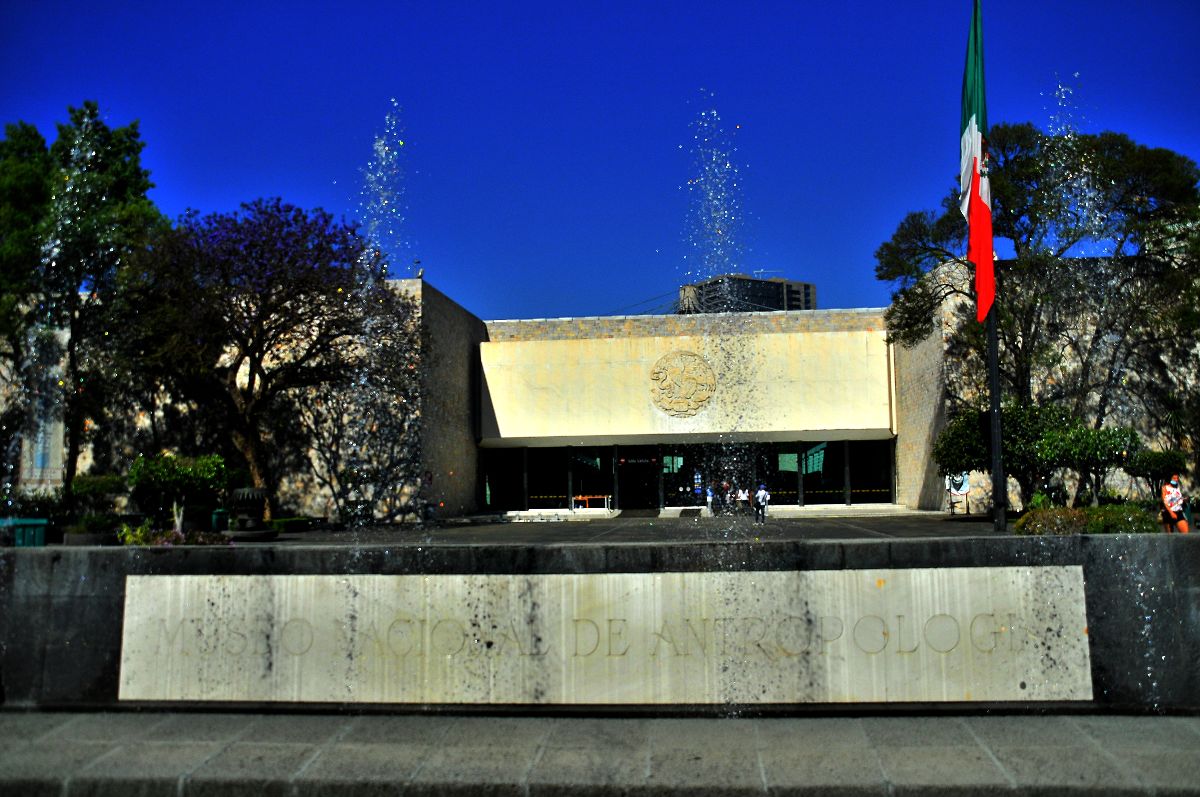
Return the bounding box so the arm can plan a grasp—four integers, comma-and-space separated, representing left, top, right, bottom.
119, 568, 1093, 705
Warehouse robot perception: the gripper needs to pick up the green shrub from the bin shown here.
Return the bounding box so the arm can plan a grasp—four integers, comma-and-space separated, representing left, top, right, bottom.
72, 473, 128, 515
117, 518, 229, 546
117, 518, 157, 545
1014, 504, 1160, 535
1085, 504, 1159, 534
1014, 507, 1088, 535
6, 489, 69, 524
72, 473, 126, 498
1028, 492, 1053, 510
128, 454, 227, 523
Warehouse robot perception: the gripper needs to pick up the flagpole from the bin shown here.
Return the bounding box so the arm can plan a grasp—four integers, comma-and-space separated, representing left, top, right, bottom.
986, 293, 1005, 532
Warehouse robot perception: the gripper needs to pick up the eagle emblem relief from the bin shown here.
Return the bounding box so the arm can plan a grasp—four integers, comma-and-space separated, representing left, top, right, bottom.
650, 351, 716, 417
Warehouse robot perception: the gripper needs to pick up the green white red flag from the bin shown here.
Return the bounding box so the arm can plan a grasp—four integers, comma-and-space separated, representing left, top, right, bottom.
960, 0, 993, 323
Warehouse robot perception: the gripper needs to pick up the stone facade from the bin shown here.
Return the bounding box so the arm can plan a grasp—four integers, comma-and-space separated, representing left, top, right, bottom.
486, 308, 885, 341
478, 309, 895, 448
894, 329, 948, 510
405, 280, 489, 517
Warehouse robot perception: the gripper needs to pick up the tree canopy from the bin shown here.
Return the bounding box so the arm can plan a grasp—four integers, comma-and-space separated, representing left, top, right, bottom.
0, 103, 162, 505
115, 198, 421, 518
877, 121, 1200, 475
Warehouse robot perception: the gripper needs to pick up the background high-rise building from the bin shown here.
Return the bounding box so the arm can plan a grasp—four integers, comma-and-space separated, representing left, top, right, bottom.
677, 274, 817, 314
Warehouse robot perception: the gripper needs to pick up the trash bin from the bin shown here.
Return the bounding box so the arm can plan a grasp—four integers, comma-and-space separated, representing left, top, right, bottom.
0, 518, 49, 547
211, 508, 229, 532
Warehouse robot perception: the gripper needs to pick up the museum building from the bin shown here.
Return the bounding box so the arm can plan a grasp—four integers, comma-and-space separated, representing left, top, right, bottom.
413, 277, 944, 517
16, 276, 946, 518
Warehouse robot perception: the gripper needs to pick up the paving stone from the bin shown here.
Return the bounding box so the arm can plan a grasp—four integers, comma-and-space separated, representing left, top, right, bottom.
0, 712, 77, 744
875, 744, 1012, 795
860, 716, 973, 748
292, 742, 430, 796
68, 741, 225, 797
987, 745, 1147, 795
436, 716, 550, 750
647, 747, 766, 794
761, 748, 887, 796
539, 717, 651, 751
148, 713, 259, 743
1069, 714, 1200, 753
647, 718, 762, 754
754, 717, 870, 749
242, 714, 352, 744
527, 746, 648, 795
406, 746, 535, 796
53, 711, 173, 742
0, 740, 113, 797
1109, 749, 1200, 794
1174, 715, 1200, 743
185, 741, 317, 797
337, 713, 459, 744
963, 714, 1085, 748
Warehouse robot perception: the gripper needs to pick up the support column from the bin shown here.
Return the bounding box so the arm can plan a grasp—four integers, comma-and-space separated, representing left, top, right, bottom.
612, 444, 620, 510
891, 438, 898, 504
843, 440, 852, 505
797, 444, 805, 507
566, 446, 573, 511
656, 445, 664, 509
522, 448, 529, 511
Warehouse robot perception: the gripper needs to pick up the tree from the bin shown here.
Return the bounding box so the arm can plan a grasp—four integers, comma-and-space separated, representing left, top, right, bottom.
37, 102, 161, 504
119, 198, 417, 519
931, 402, 1072, 506
1039, 424, 1140, 506
295, 284, 423, 523
0, 122, 54, 494
1125, 448, 1188, 500
876, 123, 1200, 433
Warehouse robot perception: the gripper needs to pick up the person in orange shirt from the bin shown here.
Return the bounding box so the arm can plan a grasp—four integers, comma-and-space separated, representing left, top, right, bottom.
1161, 474, 1189, 534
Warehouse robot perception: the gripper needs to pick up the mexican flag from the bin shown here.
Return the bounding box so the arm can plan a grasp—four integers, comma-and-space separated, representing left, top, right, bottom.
960, 0, 993, 323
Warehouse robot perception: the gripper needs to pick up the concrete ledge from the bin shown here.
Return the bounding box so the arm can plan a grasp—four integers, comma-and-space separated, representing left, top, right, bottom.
1, 535, 1198, 711
1, 712, 1197, 795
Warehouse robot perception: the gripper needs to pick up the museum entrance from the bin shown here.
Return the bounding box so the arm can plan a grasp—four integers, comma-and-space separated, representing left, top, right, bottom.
615, 446, 660, 510
479, 439, 895, 512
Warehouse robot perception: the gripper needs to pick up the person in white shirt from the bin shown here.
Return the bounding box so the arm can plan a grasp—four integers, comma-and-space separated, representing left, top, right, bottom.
753, 484, 770, 524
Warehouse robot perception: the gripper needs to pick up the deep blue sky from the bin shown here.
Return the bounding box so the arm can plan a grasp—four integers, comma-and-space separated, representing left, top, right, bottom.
3, 1, 1198, 320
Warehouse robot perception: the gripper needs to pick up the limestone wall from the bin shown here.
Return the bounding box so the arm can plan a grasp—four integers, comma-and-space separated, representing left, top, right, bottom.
894, 329, 948, 510
410, 280, 489, 517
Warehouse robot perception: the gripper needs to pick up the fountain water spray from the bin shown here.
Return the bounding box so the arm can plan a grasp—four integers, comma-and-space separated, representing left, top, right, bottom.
300, 100, 424, 530
678, 91, 760, 527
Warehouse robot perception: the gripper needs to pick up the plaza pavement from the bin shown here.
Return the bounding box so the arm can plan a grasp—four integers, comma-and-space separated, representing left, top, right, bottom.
258, 506, 1005, 547
1, 710, 1197, 795
6, 508, 1195, 795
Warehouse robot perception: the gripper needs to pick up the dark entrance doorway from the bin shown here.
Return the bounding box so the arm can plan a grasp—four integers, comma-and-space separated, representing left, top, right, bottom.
616, 446, 660, 509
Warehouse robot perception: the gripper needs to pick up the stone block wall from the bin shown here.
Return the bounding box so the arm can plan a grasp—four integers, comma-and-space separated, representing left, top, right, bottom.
411, 280, 489, 517
486, 308, 887, 342
894, 329, 947, 510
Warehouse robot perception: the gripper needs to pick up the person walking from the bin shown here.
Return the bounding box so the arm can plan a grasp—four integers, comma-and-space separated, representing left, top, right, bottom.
1162, 474, 1190, 534
754, 483, 770, 525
